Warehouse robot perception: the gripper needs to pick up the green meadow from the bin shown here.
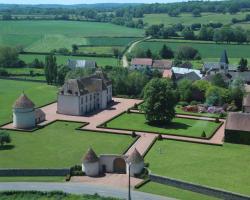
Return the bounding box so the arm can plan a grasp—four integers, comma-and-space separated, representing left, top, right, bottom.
0, 79, 57, 125
145, 140, 250, 196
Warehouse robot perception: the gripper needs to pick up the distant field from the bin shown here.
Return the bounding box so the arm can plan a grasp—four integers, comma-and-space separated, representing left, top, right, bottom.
78, 46, 124, 55
145, 140, 250, 196
4, 67, 43, 74
0, 79, 57, 125
0, 20, 144, 52
84, 37, 140, 46
20, 54, 118, 67
133, 39, 250, 63
139, 12, 249, 27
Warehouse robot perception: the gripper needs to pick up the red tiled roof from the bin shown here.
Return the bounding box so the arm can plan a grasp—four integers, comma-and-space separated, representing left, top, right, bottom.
163, 69, 173, 78
131, 58, 153, 66
153, 60, 173, 69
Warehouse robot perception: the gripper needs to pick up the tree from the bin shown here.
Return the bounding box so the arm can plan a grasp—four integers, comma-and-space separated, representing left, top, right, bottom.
206, 86, 230, 106
160, 45, 174, 59
45, 55, 57, 85
2, 14, 12, 20
182, 27, 195, 40
0, 47, 19, 68
57, 65, 70, 85
178, 79, 193, 102
213, 29, 223, 43
238, 58, 248, 72
211, 73, 227, 88
198, 26, 209, 40
0, 132, 11, 147
192, 9, 201, 17
230, 78, 245, 109
176, 46, 200, 60
146, 49, 152, 58
142, 78, 178, 124
72, 44, 78, 54
192, 80, 211, 102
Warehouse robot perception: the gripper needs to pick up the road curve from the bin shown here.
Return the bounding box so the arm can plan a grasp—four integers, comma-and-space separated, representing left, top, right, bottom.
0, 182, 174, 200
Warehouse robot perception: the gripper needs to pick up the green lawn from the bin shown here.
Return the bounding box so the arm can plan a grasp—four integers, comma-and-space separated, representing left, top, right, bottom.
133, 40, 250, 61
20, 54, 118, 67
106, 113, 220, 138
0, 121, 134, 168
145, 140, 250, 196
139, 12, 249, 27
78, 46, 124, 55
4, 68, 43, 75
0, 176, 64, 182
84, 37, 140, 46
0, 79, 57, 125
0, 191, 120, 200
0, 20, 143, 52
139, 182, 218, 200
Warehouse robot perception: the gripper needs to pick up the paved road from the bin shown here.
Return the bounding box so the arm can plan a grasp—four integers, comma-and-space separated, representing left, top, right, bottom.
0, 182, 174, 200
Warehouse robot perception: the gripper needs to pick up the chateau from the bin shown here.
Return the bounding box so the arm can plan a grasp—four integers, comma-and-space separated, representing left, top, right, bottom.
57, 71, 112, 116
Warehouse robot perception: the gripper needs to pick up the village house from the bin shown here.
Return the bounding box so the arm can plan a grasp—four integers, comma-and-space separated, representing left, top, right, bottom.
68, 59, 97, 69
82, 148, 144, 177
57, 71, 112, 116
131, 58, 153, 70
13, 93, 46, 129
152, 60, 173, 71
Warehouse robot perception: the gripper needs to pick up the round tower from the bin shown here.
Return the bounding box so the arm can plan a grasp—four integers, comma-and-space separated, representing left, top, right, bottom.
82, 148, 100, 177
126, 148, 144, 177
13, 93, 36, 129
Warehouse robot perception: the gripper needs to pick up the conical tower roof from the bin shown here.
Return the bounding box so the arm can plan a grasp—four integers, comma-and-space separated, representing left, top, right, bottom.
127, 148, 144, 164
83, 148, 99, 163
220, 50, 229, 64
13, 93, 35, 109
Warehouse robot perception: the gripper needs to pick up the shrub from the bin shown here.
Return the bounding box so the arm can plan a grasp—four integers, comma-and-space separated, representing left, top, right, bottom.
65, 174, 71, 181
132, 131, 137, 138
215, 117, 220, 123
70, 165, 84, 176
158, 134, 163, 140
190, 101, 199, 105
0, 132, 11, 146
127, 108, 130, 114
134, 103, 138, 109
103, 123, 107, 127
201, 131, 206, 138
178, 101, 189, 107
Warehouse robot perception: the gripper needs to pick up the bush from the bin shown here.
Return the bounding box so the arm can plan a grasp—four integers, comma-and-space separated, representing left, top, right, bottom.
127, 108, 130, 114
215, 117, 220, 123
70, 165, 84, 176
190, 101, 199, 105
0, 132, 11, 146
65, 174, 71, 181
134, 103, 138, 109
158, 134, 163, 140
131, 131, 137, 138
0, 68, 9, 76
178, 101, 189, 107
201, 131, 206, 138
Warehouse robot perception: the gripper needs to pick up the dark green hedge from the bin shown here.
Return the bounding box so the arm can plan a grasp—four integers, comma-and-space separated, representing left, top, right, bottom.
225, 130, 250, 145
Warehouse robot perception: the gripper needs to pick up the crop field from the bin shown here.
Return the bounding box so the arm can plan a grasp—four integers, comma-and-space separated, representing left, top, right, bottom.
145, 140, 250, 196
0, 79, 57, 125
20, 54, 118, 67
78, 46, 124, 55
0, 121, 134, 168
4, 68, 43, 75
133, 40, 250, 64
139, 12, 250, 27
0, 20, 144, 53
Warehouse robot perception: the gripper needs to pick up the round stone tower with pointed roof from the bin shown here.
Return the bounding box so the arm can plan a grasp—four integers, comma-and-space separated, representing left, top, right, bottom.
126, 148, 144, 177
13, 93, 36, 129
82, 148, 100, 177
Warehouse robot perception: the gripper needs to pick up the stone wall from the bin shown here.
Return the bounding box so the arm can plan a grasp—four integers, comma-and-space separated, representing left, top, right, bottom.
149, 174, 250, 200
0, 169, 70, 176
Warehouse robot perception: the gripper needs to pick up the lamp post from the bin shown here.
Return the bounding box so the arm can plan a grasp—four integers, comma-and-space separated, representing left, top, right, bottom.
128, 162, 131, 200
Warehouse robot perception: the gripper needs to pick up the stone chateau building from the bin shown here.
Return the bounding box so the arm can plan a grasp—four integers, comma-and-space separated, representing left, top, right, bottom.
57, 71, 112, 116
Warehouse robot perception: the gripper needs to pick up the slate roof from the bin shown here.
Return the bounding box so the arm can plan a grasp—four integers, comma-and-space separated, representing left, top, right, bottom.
203, 72, 232, 83
220, 50, 229, 64
153, 60, 173, 69
131, 58, 153, 66
83, 148, 99, 163
243, 94, 250, 107
13, 93, 35, 109
229, 71, 250, 82
127, 148, 144, 164
226, 112, 250, 132
68, 59, 96, 69
35, 108, 46, 119
175, 71, 201, 82
172, 67, 202, 78
60, 71, 111, 96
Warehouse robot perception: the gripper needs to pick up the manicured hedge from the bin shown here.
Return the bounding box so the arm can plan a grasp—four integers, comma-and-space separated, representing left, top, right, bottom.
225, 130, 250, 145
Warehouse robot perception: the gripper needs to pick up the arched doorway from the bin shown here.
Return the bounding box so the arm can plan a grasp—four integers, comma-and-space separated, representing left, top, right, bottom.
113, 158, 126, 174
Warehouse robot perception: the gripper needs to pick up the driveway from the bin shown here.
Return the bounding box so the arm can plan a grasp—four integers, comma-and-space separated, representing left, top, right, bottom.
0, 182, 174, 200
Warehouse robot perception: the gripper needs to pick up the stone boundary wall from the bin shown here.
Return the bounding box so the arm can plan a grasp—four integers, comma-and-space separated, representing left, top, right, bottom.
149, 174, 250, 200
0, 169, 70, 177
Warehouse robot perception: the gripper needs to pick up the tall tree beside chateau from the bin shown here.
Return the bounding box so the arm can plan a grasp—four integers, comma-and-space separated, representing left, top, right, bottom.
142, 78, 177, 124
45, 54, 57, 85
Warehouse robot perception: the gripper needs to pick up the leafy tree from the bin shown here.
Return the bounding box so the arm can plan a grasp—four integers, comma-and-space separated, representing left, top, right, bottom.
57, 65, 70, 85
0, 132, 11, 147
30, 58, 44, 69
0, 47, 20, 68
211, 73, 227, 88
238, 58, 248, 72
206, 86, 230, 106
230, 78, 245, 109
142, 78, 178, 124
178, 79, 193, 102
45, 54, 57, 85
146, 49, 152, 58
192, 8, 201, 17
213, 29, 223, 43
2, 14, 12, 20
182, 27, 195, 40
72, 44, 78, 54
160, 45, 174, 59
192, 80, 211, 102
176, 46, 200, 60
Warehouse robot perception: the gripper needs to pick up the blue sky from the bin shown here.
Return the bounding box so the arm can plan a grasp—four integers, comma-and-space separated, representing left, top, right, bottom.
0, 0, 187, 4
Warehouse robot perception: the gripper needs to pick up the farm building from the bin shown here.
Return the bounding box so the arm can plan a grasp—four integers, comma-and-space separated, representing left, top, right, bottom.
68, 59, 97, 69
13, 93, 46, 129
131, 58, 153, 70
82, 148, 144, 177
152, 60, 173, 71
57, 71, 112, 116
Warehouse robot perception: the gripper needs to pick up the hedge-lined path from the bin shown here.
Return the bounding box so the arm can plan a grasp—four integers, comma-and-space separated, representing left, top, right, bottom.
0, 182, 172, 200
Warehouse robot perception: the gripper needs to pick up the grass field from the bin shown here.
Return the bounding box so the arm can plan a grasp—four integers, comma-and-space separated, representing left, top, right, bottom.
139, 182, 218, 200
133, 40, 250, 62
0, 79, 57, 125
0, 191, 120, 200
4, 68, 43, 74
0, 176, 64, 182
20, 54, 118, 67
139, 12, 249, 27
78, 46, 124, 55
145, 140, 250, 196
0, 121, 134, 168
0, 20, 144, 52
106, 113, 220, 138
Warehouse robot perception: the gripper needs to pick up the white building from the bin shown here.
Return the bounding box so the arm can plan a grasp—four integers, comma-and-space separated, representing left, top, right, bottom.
68, 59, 96, 69
57, 71, 112, 116
82, 148, 144, 177
13, 93, 46, 129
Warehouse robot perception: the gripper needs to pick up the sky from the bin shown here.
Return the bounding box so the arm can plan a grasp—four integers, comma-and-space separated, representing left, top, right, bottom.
0, 0, 188, 4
